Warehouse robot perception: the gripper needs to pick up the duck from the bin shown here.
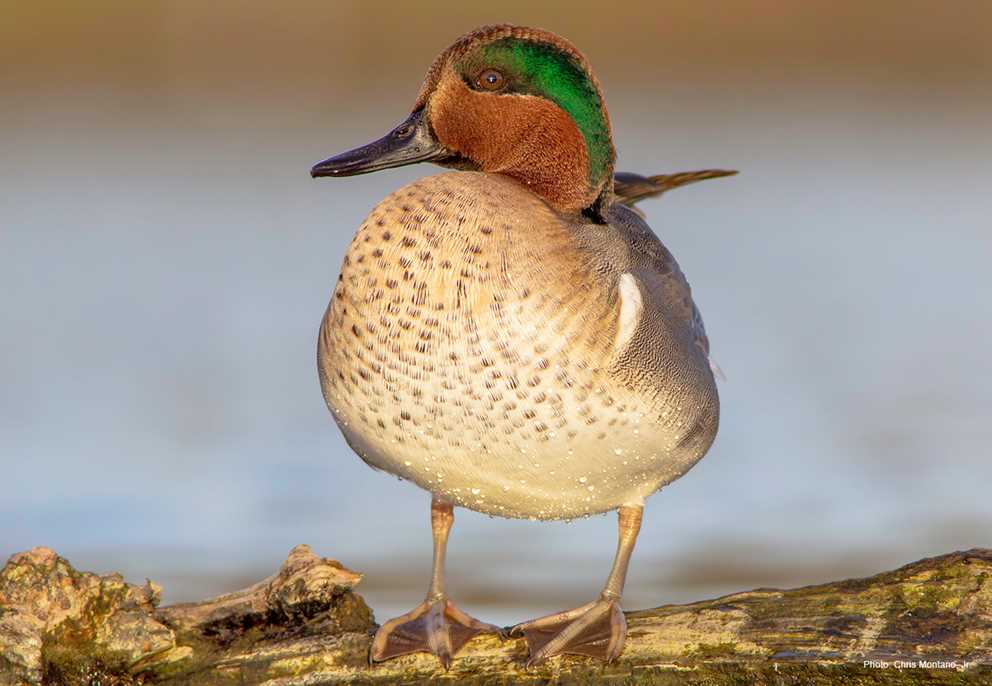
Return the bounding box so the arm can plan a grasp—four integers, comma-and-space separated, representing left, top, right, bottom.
310, 24, 733, 668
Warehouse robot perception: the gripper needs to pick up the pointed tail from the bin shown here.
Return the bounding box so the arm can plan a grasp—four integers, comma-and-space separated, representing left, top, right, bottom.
613, 169, 738, 206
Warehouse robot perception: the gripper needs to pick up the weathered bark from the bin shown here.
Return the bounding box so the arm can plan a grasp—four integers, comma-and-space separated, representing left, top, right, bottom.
1, 545, 990, 685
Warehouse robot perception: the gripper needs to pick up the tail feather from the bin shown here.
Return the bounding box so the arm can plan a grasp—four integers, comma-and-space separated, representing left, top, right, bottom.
613, 169, 737, 207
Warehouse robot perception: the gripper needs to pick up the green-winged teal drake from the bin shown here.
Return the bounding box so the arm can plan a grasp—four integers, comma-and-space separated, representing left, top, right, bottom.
311, 24, 734, 668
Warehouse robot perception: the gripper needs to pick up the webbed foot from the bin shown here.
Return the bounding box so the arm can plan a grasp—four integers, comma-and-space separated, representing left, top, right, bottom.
509, 597, 626, 666
370, 597, 499, 668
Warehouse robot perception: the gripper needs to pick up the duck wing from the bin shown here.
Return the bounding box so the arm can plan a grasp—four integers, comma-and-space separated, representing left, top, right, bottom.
595, 203, 720, 383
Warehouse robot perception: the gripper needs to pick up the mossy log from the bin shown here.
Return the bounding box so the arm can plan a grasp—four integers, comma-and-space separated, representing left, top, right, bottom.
1, 546, 990, 685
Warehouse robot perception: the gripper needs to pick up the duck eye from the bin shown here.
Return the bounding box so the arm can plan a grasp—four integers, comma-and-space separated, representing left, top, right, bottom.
476, 69, 505, 91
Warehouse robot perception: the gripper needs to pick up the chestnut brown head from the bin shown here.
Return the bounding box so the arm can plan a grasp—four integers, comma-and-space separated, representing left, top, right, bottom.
312, 25, 616, 216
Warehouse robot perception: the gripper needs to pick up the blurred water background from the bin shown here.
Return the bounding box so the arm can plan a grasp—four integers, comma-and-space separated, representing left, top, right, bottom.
2, 1, 990, 626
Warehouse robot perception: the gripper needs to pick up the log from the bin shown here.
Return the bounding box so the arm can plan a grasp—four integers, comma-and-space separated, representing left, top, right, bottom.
1, 545, 990, 685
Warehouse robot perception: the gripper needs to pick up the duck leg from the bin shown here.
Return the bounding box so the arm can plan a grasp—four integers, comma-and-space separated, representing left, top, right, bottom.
509, 504, 643, 666
370, 497, 499, 668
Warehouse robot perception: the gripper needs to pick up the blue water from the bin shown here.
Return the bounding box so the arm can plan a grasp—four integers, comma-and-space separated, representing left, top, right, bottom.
2, 86, 990, 626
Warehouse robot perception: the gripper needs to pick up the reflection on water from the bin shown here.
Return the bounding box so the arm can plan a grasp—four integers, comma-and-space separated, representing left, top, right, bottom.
2, 2, 991, 617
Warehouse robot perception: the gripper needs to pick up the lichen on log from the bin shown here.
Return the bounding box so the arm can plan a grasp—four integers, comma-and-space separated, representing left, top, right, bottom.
1, 546, 990, 685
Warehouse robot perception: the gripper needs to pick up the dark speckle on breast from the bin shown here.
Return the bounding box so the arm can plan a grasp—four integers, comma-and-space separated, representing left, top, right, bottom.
316, 172, 718, 520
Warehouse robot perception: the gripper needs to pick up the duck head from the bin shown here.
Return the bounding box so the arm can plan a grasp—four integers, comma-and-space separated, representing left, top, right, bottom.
312, 25, 616, 216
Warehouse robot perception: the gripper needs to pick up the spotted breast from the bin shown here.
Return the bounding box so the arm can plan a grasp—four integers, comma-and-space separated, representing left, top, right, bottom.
318, 171, 717, 520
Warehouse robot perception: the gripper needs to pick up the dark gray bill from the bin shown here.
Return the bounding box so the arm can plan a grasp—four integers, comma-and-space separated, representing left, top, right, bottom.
310, 109, 449, 178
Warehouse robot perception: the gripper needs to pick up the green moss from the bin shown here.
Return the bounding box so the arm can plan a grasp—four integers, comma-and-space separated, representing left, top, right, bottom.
823, 595, 842, 610
683, 641, 740, 660
41, 638, 136, 686
285, 662, 992, 686
40, 582, 136, 685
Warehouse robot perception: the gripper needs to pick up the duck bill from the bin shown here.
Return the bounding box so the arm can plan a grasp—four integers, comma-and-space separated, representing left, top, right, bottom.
310, 109, 449, 178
